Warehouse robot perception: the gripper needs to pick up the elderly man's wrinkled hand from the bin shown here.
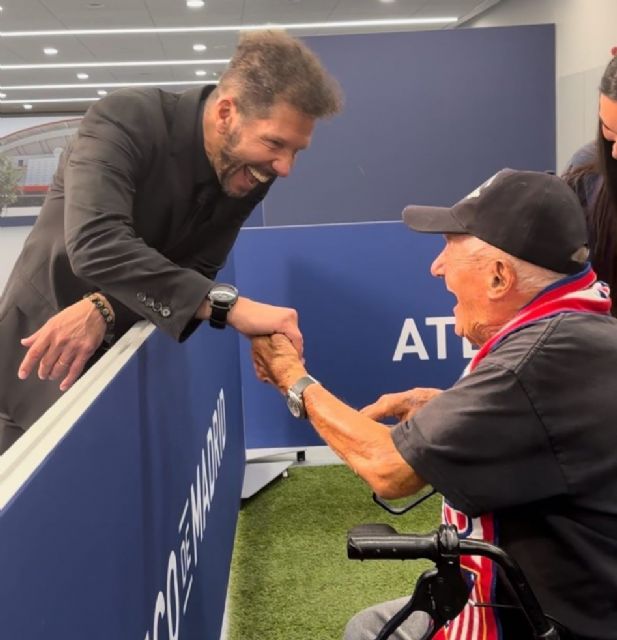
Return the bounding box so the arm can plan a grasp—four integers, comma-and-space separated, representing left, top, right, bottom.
252, 334, 307, 392
360, 387, 443, 423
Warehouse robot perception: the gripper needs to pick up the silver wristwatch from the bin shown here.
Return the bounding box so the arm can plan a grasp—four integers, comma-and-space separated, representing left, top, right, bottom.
207, 283, 238, 329
286, 375, 319, 419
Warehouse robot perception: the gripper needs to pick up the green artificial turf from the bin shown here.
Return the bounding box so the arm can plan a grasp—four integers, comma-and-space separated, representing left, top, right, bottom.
228, 465, 441, 640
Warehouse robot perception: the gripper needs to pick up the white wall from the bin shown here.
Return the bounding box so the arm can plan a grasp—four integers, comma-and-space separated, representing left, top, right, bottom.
0, 226, 31, 292
466, 0, 617, 171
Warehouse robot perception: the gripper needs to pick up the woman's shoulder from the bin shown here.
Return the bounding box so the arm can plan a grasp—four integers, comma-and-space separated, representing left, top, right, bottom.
565, 140, 597, 171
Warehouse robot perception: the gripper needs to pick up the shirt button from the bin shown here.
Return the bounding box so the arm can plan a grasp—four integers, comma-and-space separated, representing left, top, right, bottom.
153, 302, 162, 312
161, 307, 171, 318
137, 292, 146, 302
145, 297, 155, 308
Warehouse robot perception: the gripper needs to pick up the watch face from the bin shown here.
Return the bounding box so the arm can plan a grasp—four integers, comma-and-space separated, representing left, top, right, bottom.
286, 395, 303, 419
210, 284, 238, 304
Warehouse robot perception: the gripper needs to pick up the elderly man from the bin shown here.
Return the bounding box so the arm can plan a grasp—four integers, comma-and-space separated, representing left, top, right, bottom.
0, 30, 342, 453
252, 169, 617, 640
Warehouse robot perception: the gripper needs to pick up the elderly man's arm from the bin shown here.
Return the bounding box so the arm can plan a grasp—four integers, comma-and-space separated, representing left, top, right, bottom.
302, 385, 426, 499
252, 334, 427, 500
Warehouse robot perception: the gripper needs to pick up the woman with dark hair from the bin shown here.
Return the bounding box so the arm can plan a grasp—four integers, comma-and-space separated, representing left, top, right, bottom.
563, 50, 617, 309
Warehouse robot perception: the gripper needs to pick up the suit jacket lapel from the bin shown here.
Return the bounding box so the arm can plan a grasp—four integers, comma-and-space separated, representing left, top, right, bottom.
168, 85, 216, 224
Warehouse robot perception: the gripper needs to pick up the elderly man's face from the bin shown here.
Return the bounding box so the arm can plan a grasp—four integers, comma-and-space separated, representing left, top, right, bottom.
430, 234, 492, 346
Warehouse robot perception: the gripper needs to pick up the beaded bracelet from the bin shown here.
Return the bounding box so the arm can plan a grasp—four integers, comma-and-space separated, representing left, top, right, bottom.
83, 292, 115, 334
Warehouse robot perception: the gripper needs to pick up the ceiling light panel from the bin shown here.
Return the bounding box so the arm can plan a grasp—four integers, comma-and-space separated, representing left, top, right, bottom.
0, 0, 478, 115
2, 58, 229, 70
3, 17, 457, 37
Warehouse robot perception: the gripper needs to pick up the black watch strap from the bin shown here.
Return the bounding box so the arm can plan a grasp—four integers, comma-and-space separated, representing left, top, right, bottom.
209, 303, 229, 329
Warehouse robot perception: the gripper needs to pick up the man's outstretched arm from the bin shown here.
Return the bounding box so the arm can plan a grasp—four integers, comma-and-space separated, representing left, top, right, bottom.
252, 334, 428, 500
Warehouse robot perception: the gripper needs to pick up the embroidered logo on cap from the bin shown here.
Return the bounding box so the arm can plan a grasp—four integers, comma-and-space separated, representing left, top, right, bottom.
464, 171, 499, 200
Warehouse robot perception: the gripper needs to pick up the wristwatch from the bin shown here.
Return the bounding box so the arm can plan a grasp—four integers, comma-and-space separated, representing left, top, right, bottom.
286, 375, 319, 419
207, 284, 239, 329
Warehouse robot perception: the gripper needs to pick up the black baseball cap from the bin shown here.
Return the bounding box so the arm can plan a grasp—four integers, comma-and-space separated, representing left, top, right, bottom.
402, 169, 588, 274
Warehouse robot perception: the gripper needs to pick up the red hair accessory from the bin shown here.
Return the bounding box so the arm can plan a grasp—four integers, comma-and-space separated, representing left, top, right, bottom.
612, 46, 617, 57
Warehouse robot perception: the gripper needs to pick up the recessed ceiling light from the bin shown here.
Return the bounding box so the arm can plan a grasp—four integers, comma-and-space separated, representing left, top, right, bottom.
0, 92, 6, 98
186, 0, 205, 8
379, 0, 396, 3
193, 43, 207, 52
23, 104, 33, 110
77, 72, 89, 79
97, 89, 108, 96
195, 69, 207, 76
43, 47, 58, 55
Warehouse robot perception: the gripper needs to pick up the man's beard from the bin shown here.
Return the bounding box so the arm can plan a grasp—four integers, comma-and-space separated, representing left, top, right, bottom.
216, 128, 250, 198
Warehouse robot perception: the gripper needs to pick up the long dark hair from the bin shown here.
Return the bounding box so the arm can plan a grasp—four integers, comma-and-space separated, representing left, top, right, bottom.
564, 56, 617, 295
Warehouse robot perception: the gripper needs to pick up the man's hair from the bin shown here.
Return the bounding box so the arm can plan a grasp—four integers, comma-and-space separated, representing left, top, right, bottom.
466, 237, 576, 295
215, 30, 343, 119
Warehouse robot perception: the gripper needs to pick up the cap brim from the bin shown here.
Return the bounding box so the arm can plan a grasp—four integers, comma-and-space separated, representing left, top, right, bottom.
402, 205, 466, 234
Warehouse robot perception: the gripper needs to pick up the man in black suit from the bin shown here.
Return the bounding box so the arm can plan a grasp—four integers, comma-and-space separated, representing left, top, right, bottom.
0, 30, 342, 453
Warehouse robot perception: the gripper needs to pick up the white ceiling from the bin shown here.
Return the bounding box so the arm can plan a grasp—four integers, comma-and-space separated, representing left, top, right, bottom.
0, 0, 502, 115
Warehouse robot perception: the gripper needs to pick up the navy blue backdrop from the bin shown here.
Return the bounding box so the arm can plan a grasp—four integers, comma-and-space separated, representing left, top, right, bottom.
246, 24, 555, 227
0, 276, 245, 640
237, 24, 556, 448
237, 223, 477, 448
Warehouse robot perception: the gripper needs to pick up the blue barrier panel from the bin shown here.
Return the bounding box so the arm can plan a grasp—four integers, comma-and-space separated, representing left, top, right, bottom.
236, 222, 475, 449
0, 319, 244, 640
252, 25, 555, 227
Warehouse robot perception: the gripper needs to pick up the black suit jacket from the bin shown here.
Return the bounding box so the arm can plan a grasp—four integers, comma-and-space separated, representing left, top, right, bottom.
0, 86, 271, 439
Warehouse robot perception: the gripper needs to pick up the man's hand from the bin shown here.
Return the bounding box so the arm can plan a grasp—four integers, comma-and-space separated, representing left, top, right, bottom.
252, 334, 307, 393
18, 298, 109, 392
360, 388, 442, 423
228, 297, 303, 357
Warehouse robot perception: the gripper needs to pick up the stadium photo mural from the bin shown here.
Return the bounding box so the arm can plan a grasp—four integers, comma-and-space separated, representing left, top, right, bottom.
0, 116, 82, 226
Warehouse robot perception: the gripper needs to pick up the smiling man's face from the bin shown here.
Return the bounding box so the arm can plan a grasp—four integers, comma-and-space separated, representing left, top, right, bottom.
206, 99, 315, 198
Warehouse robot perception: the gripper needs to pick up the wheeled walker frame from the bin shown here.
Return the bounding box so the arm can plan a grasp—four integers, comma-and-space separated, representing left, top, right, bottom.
347, 523, 561, 640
